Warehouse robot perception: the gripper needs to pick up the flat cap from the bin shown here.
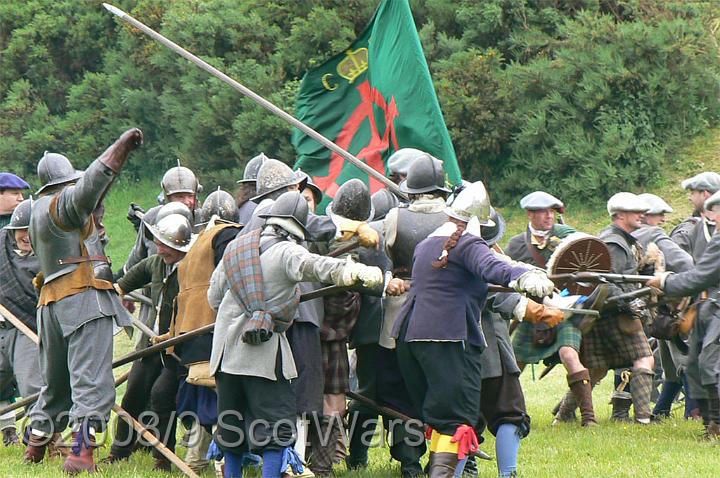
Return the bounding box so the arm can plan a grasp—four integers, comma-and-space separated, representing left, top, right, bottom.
519, 191, 564, 211
704, 190, 720, 211
387, 148, 424, 176
681, 172, 720, 193
0, 173, 30, 190
607, 192, 650, 215
638, 193, 673, 215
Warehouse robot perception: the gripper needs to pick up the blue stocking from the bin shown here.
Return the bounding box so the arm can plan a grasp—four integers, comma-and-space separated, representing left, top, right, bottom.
496, 423, 521, 477
262, 449, 283, 478
224, 451, 244, 478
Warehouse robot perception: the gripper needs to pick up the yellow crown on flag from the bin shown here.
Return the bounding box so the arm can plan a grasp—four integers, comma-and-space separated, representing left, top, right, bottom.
337, 48, 368, 84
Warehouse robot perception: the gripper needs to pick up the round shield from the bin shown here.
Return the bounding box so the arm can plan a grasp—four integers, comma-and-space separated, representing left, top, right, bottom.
546, 233, 612, 295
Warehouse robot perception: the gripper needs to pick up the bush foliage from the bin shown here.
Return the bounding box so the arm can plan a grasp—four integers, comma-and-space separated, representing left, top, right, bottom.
1, 0, 719, 202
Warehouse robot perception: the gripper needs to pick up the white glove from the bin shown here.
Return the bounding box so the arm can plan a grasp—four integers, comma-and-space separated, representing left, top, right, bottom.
341, 256, 365, 286
340, 256, 383, 288
510, 269, 554, 298
357, 266, 383, 288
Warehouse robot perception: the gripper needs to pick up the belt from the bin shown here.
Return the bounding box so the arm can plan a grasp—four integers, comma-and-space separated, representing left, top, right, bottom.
58, 255, 111, 266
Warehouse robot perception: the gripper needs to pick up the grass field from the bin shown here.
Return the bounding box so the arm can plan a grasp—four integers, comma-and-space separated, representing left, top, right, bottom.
2, 130, 720, 476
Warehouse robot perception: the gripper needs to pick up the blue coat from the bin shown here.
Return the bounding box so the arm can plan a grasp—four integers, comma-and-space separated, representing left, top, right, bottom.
393, 229, 529, 347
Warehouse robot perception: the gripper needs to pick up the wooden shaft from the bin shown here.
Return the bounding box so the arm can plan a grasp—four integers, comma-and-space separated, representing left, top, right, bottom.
347, 391, 417, 424
0, 371, 130, 422
0, 303, 39, 345
112, 403, 200, 478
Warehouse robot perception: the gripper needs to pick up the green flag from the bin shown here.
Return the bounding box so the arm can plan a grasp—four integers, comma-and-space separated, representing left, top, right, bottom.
292, 0, 460, 211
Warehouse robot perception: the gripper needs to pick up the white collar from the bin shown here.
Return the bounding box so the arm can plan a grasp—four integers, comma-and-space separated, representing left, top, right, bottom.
428, 218, 482, 238
528, 223, 551, 238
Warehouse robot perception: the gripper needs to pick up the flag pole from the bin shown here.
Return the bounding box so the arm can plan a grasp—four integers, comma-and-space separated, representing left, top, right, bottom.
102, 3, 407, 200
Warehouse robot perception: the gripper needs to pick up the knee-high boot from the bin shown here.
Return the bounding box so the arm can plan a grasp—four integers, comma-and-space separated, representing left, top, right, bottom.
568, 370, 597, 427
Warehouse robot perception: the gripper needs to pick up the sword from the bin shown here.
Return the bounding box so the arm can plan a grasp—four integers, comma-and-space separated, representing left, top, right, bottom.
549, 272, 655, 284
102, 3, 408, 200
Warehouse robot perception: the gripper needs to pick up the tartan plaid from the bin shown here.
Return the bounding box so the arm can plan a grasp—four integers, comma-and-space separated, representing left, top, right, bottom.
580, 315, 652, 369
0, 231, 38, 330
322, 339, 350, 394
321, 291, 361, 342
223, 229, 299, 335
512, 320, 582, 365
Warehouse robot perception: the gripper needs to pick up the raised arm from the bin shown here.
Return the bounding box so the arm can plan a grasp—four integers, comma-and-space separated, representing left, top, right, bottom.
54, 129, 143, 230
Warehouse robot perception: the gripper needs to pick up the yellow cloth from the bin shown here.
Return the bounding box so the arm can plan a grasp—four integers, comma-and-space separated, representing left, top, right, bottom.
429, 430, 459, 454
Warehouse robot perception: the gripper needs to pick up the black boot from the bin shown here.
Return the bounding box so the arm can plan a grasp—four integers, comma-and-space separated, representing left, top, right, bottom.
2, 427, 18, 447
611, 391, 633, 422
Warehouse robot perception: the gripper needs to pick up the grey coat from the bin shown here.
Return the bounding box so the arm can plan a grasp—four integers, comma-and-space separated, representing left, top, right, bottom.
664, 234, 720, 386
482, 292, 523, 379
208, 228, 350, 380
632, 225, 693, 273
670, 217, 713, 262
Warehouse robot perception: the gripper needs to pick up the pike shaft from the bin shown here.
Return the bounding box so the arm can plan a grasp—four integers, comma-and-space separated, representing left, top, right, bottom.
103, 3, 405, 198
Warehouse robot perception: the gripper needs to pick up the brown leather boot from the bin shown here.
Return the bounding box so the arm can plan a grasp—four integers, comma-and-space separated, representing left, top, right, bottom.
568, 370, 597, 427
63, 431, 97, 474
23, 432, 49, 464
429, 452, 458, 478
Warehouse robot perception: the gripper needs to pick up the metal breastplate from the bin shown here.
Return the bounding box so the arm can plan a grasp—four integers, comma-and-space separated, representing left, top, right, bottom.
390, 208, 447, 277
30, 195, 112, 283
30, 195, 84, 283
84, 228, 113, 282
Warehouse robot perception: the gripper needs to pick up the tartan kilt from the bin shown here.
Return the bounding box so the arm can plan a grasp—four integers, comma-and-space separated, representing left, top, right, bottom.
580, 315, 652, 369
322, 339, 350, 394
512, 320, 582, 365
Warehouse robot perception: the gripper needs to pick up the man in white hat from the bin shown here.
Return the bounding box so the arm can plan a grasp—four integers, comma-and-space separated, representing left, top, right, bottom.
633, 193, 696, 420
506, 192, 602, 427
671, 172, 720, 260
648, 189, 720, 437
647, 189, 720, 438
581, 193, 655, 424
505, 191, 575, 266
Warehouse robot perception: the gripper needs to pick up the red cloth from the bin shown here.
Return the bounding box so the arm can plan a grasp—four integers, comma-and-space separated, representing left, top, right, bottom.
451, 425, 479, 460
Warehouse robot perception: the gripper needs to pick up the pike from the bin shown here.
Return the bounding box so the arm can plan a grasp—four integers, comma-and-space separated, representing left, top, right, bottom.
346, 391, 493, 461
102, 3, 407, 200
0, 303, 40, 347
0, 310, 192, 475
112, 403, 200, 478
